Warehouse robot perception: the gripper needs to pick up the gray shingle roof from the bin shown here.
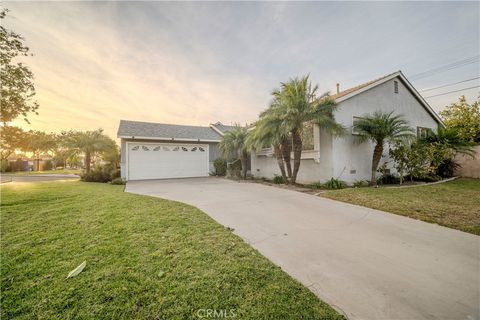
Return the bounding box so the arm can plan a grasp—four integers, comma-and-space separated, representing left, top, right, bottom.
117, 120, 222, 141
210, 121, 236, 134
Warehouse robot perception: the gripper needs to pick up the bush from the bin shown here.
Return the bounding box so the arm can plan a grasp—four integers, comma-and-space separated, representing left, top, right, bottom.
81, 164, 117, 183
437, 158, 460, 178
377, 173, 400, 185
43, 160, 53, 171
353, 180, 369, 188
272, 175, 285, 184
324, 178, 347, 190
226, 159, 242, 179
213, 158, 227, 176
110, 177, 126, 185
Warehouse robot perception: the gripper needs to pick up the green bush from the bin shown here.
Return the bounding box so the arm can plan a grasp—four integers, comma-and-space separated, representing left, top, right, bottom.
110, 177, 126, 185
80, 164, 117, 183
377, 173, 400, 185
43, 160, 53, 171
213, 158, 227, 176
353, 180, 369, 188
324, 178, 347, 189
272, 175, 285, 184
226, 159, 242, 179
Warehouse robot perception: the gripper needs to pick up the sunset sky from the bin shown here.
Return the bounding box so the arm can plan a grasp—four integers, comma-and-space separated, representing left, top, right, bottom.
4, 1, 479, 139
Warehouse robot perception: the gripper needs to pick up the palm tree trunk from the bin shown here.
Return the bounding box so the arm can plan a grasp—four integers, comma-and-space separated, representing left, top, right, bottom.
274, 145, 287, 182
240, 151, 248, 180
291, 128, 302, 184
371, 143, 384, 186
281, 137, 292, 180
85, 151, 91, 173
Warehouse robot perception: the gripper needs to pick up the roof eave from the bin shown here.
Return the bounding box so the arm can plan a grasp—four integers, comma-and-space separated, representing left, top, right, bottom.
118, 135, 221, 143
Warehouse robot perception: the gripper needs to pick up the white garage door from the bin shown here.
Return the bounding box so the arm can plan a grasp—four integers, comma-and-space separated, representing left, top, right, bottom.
127, 143, 209, 180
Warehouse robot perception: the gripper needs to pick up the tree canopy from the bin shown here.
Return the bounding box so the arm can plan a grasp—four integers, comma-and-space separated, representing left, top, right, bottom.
440, 96, 480, 144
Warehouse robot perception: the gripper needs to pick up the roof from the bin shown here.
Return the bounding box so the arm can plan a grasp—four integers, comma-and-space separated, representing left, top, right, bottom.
117, 120, 223, 141
331, 71, 444, 125
209, 121, 236, 135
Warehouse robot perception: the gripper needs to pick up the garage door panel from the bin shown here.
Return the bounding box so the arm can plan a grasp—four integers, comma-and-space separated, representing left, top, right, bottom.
128, 143, 209, 180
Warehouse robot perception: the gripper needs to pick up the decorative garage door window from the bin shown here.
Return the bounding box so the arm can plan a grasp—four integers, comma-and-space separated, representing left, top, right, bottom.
131, 145, 206, 152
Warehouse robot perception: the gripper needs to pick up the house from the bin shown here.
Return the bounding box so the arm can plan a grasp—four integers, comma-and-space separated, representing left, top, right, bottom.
251, 71, 443, 184
117, 121, 234, 180
118, 71, 443, 183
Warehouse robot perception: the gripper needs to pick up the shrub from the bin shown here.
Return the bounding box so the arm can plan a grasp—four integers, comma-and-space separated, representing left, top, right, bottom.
437, 158, 460, 178
272, 175, 285, 184
226, 159, 242, 179
213, 158, 227, 176
324, 178, 347, 190
110, 177, 126, 185
353, 180, 369, 188
80, 164, 117, 183
43, 160, 53, 171
377, 173, 400, 185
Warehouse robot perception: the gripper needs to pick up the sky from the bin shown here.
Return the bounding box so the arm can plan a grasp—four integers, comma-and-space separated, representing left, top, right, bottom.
4, 1, 480, 139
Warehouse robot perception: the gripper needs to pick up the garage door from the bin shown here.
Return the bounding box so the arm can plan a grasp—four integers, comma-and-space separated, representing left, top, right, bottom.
127, 143, 209, 180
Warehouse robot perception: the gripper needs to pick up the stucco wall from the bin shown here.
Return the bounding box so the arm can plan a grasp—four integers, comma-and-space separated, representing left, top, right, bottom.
332, 78, 439, 183
120, 138, 220, 179
454, 146, 480, 178
250, 77, 441, 184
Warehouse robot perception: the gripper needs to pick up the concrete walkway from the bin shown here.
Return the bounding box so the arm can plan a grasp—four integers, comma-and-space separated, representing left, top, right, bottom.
126, 177, 480, 320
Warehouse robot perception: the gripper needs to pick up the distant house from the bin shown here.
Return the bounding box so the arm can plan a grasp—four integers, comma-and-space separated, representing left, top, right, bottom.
117, 121, 234, 180
251, 71, 443, 184
118, 71, 443, 183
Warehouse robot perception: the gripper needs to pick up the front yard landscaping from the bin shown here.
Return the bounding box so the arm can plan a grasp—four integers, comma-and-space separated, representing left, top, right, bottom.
1, 181, 342, 319
322, 178, 480, 235
1, 169, 81, 176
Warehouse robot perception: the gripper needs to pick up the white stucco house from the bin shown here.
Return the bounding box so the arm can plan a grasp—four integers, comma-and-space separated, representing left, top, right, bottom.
251, 71, 443, 184
118, 71, 443, 183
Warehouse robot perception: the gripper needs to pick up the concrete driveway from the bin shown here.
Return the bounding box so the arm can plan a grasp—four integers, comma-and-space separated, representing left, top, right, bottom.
126, 177, 479, 320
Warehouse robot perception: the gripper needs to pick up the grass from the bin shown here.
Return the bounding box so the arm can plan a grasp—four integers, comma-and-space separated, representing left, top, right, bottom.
2, 169, 81, 176
1, 181, 342, 320
322, 178, 480, 235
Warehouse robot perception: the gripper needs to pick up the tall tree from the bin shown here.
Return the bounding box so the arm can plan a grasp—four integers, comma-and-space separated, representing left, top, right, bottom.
439, 96, 480, 143
219, 125, 249, 179
268, 75, 344, 184
22, 130, 53, 171
64, 129, 116, 173
0, 125, 25, 171
0, 9, 39, 124
353, 111, 414, 186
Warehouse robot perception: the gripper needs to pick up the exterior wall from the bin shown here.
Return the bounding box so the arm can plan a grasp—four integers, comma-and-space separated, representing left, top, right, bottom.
332, 78, 440, 183
250, 77, 441, 184
251, 126, 334, 184
120, 138, 220, 179
454, 145, 480, 178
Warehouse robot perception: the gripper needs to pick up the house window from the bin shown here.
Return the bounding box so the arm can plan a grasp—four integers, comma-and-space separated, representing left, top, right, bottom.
394, 80, 399, 94
417, 127, 431, 139
352, 116, 365, 135
301, 122, 314, 151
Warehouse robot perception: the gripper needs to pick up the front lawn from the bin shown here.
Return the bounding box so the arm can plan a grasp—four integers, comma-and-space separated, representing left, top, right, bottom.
322, 178, 480, 235
1, 181, 342, 319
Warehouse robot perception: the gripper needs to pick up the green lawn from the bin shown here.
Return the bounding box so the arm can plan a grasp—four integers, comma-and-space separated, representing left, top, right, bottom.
323, 178, 480, 235
1, 181, 342, 320
2, 169, 81, 176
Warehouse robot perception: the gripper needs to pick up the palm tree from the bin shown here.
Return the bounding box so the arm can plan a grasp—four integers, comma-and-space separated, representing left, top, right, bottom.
219, 125, 249, 179
354, 111, 414, 186
247, 115, 291, 182
65, 129, 115, 173
268, 75, 345, 184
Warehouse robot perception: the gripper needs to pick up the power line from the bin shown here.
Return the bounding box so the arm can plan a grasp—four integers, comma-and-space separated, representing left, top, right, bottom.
423, 85, 480, 99
419, 76, 480, 92
410, 55, 480, 80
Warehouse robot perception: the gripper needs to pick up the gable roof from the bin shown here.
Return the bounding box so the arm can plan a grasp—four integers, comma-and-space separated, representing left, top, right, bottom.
117, 120, 222, 142
209, 121, 236, 136
331, 71, 444, 125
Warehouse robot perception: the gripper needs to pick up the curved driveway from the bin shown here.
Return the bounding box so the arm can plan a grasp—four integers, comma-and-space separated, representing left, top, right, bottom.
126, 177, 479, 320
